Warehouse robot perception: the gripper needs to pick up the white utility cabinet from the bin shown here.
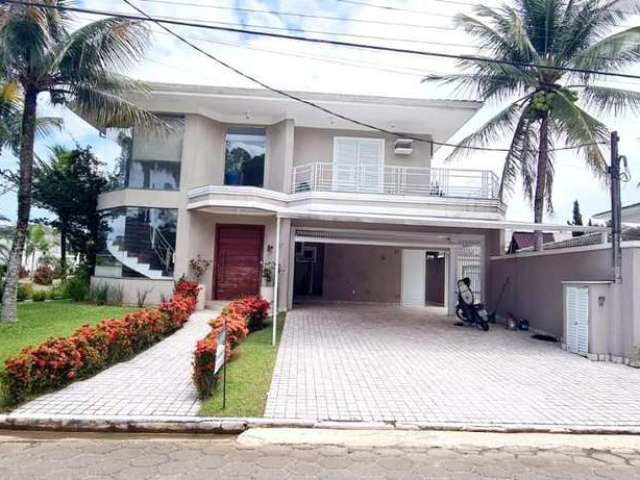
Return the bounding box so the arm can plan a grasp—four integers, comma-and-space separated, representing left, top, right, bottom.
562, 281, 612, 357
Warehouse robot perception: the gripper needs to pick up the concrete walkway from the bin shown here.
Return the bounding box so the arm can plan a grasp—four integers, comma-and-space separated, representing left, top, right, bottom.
11, 310, 220, 418
265, 304, 640, 427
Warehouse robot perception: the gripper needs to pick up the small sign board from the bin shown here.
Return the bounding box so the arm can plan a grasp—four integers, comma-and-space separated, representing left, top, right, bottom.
214, 328, 226, 375
214, 321, 227, 409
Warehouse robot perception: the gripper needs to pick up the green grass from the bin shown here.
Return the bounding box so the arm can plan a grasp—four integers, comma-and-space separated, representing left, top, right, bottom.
198, 314, 285, 418
0, 300, 136, 411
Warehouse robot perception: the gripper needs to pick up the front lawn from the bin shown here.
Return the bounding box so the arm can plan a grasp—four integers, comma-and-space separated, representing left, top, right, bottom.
0, 301, 136, 411
198, 314, 285, 417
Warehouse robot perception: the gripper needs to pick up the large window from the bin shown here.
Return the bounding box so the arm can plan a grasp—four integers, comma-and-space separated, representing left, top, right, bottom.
95, 207, 178, 279
224, 127, 265, 187
127, 160, 180, 190
104, 115, 184, 191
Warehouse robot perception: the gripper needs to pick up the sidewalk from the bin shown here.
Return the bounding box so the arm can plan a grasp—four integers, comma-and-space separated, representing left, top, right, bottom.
9, 310, 219, 418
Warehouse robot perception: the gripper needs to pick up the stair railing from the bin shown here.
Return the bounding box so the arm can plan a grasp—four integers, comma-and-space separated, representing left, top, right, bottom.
150, 225, 175, 273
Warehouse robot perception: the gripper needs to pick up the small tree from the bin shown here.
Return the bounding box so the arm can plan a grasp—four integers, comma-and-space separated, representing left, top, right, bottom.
32, 145, 107, 273
568, 200, 584, 237
0, 1, 157, 323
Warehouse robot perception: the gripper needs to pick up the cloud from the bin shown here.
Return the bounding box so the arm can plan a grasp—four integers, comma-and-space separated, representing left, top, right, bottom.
4, 0, 640, 224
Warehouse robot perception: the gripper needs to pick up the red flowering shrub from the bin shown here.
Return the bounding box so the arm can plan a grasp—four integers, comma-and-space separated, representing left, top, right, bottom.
2, 290, 198, 406
229, 296, 270, 332
160, 294, 197, 330
192, 335, 218, 399
175, 278, 200, 299
192, 296, 270, 399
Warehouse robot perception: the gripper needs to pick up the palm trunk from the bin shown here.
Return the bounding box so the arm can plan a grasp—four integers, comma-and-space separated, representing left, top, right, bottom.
60, 220, 67, 274
533, 113, 549, 252
1, 87, 38, 323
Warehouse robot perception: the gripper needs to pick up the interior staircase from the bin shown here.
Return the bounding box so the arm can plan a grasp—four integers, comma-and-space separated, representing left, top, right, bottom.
106, 215, 174, 280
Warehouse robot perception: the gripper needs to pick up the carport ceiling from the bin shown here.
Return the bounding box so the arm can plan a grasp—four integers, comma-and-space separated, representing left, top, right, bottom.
294, 228, 464, 249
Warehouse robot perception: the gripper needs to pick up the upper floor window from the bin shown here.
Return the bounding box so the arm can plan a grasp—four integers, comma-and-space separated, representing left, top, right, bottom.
107, 115, 185, 191
224, 127, 265, 187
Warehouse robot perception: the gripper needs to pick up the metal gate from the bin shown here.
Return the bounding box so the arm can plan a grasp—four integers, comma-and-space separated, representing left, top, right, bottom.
457, 242, 483, 302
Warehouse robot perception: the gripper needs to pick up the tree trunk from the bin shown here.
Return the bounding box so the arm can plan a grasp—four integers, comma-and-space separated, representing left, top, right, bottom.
1, 87, 38, 323
60, 220, 67, 274
533, 113, 549, 252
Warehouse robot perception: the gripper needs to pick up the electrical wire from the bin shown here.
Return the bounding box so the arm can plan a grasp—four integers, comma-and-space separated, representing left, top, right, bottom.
117, 0, 608, 154
134, 0, 460, 27
0, 0, 613, 153
5, 0, 640, 82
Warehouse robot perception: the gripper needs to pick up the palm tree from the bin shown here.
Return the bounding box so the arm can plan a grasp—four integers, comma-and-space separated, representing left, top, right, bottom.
0, 1, 158, 323
426, 0, 640, 250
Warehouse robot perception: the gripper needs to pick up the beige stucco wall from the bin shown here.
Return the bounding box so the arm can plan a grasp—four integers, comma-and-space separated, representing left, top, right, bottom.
182, 114, 227, 189
293, 127, 432, 169
265, 119, 295, 193
322, 244, 402, 303
90, 276, 174, 306
489, 246, 640, 359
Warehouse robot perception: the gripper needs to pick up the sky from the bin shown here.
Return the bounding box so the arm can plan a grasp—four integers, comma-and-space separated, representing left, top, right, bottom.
1, 0, 640, 225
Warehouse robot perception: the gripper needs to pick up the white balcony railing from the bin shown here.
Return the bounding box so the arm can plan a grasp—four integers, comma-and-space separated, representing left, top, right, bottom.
291, 163, 501, 200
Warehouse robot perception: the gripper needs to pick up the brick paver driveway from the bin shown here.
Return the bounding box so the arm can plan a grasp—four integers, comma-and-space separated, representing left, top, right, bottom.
11, 310, 219, 418
265, 304, 640, 427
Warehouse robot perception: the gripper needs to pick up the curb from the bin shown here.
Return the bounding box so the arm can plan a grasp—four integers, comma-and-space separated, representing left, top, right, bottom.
2, 414, 640, 435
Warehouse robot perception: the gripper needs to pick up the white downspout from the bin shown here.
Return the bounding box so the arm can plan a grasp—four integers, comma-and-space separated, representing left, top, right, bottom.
272, 214, 281, 346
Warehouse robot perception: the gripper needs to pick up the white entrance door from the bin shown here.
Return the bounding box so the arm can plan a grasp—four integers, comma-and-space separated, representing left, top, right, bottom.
333, 137, 384, 193
401, 249, 426, 306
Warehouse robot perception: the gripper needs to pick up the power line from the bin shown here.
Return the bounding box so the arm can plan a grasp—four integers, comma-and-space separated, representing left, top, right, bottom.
118, 0, 607, 154
135, 0, 460, 27
337, 0, 477, 12
102, 18, 636, 92
7, 0, 640, 82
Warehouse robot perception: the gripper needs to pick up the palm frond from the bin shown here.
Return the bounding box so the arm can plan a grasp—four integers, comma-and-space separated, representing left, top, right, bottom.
549, 90, 609, 176
67, 81, 161, 130
572, 27, 640, 75
422, 72, 522, 103
499, 104, 538, 201
52, 17, 150, 85
573, 85, 640, 116
442, 99, 529, 163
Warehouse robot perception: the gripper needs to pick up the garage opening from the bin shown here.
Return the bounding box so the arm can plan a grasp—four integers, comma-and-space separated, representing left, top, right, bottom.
293, 242, 447, 307
291, 228, 484, 312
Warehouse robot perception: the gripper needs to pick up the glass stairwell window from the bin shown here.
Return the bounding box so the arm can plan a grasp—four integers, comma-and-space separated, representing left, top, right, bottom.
224, 127, 266, 187
95, 207, 178, 279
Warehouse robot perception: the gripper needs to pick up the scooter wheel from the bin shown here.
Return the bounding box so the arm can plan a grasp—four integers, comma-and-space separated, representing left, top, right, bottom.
479, 321, 489, 332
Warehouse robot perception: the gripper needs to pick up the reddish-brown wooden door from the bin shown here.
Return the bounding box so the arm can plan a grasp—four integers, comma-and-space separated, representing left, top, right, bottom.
214, 225, 264, 300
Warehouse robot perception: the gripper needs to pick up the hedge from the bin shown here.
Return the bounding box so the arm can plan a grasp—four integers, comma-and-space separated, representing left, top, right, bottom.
192, 296, 270, 399
2, 279, 200, 405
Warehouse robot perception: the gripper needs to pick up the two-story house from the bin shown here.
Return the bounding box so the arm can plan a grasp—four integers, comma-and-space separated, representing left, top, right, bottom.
92, 82, 509, 315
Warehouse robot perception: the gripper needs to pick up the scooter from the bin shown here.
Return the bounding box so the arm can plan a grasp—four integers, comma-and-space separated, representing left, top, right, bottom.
455, 277, 489, 331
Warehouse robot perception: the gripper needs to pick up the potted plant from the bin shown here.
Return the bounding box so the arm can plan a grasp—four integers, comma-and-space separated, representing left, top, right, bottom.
189, 255, 212, 310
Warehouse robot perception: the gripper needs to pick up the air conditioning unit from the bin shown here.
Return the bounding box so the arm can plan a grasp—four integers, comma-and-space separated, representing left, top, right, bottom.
394, 138, 413, 155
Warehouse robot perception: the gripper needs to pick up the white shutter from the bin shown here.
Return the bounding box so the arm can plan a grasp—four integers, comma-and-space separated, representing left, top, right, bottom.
357, 139, 384, 193
333, 138, 358, 192
565, 286, 589, 355
333, 138, 384, 193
